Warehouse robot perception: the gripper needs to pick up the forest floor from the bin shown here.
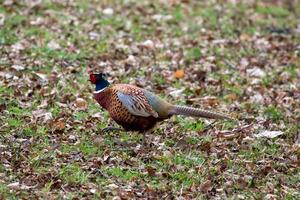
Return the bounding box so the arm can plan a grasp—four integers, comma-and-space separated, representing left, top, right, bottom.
0, 0, 299, 199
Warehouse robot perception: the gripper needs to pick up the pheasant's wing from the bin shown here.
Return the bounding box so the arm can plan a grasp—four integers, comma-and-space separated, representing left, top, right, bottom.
114, 84, 159, 118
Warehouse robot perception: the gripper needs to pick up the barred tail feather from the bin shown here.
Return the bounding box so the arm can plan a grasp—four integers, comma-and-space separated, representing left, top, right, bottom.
170, 105, 233, 120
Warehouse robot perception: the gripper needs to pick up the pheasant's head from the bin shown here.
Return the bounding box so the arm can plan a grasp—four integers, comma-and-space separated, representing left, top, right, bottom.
90, 73, 110, 92
89, 73, 109, 84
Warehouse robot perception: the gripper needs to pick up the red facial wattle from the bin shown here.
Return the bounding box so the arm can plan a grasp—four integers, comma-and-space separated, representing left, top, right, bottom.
90, 74, 97, 84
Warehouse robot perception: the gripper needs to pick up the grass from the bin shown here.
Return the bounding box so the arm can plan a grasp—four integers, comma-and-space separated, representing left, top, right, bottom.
186, 47, 202, 61
255, 6, 290, 18
0, 0, 299, 199
59, 164, 91, 185
104, 167, 141, 181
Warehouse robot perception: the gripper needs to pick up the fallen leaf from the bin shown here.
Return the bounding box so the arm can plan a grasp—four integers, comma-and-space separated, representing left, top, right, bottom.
32, 109, 53, 122
74, 98, 87, 110
112, 196, 121, 200
175, 138, 189, 149
12, 64, 25, 71
34, 72, 48, 82
125, 55, 136, 65
224, 93, 237, 101
11, 42, 25, 52
240, 33, 251, 41
254, 131, 283, 138
174, 69, 184, 78
90, 189, 96, 194
152, 14, 173, 22
106, 183, 119, 189
103, 8, 114, 16
246, 67, 266, 77
51, 120, 66, 131
146, 166, 156, 176
202, 96, 219, 106
169, 88, 184, 98
250, 93, 264, 104
47, 40, 60, 50
92, 112, 103, 119
200, 180, 212, 193
93, 136, 104, 146
89, 32, 100, 40
7, 182, 20, 190
255, 38, 271, 51
140, 40, 155, 50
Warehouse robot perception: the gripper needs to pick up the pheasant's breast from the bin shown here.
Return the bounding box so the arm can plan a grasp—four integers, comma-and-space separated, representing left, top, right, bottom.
108, 92, 162, 132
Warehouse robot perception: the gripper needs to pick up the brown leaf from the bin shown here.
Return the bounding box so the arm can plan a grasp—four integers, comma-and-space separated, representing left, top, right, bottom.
175, 138, 189, 150
146, 166, 156, 176
237, 177, 248, 189
7, 182, 20, 190
240, 33, 251, 41
202, 96, 219, 107
93, 136, 104, 146
0, 104, 6, 112
140, 39, 155, 50
51, 120, 65, 131
174, 69, 185, 79
200, 180, 212, 193
224, 93, 237, 101
74, 98, 87, 110
32, 109, 53, 122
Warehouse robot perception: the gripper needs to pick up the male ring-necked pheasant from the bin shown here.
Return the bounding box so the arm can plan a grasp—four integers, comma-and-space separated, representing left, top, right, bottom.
90, 73, 233, 140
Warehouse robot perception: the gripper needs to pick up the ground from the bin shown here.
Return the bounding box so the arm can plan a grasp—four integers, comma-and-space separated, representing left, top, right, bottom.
0, 0, 300, 199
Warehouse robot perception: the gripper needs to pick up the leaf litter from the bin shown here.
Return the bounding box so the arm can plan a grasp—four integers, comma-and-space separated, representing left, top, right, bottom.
0, 0, 299, 199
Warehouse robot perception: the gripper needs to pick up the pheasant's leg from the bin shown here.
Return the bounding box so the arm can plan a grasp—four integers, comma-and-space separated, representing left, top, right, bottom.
107, 118, 114, 127
142, 131, 147, 145
203, 120, 217, 132
101, 127, 123, 133
141, 128, 154, 146
101, 118, 124, 133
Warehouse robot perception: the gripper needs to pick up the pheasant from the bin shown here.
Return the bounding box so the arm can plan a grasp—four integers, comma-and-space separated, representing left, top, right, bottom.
90, 73, 233, 141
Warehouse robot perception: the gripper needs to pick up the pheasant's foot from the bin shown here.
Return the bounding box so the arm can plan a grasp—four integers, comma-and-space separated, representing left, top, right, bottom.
101, 126, 123, 133
141, 129, 154, 146
113, 140, 137, 148
142, 132, 147, 146
203, 120, 217, 132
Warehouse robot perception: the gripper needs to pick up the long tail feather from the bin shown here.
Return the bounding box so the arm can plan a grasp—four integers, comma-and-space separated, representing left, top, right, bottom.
170, 105, 233, 120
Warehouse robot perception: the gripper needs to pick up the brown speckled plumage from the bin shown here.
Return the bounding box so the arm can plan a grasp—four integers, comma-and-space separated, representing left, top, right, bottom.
94, 84, 167, 131
90, 73, 234, 133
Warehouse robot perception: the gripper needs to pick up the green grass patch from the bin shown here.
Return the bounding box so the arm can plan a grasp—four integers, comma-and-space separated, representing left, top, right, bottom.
74, 111, 89, 121
105, 167, 141, 181
264, 106, 283, 121
173, 153, 205, 167
78, 140, 101, 156
180, 119, 205, 132
59, 164, 90, 185
255, 6, 290, 18
7, 118, 24, 127
0, 184, 17, 199
186, 47, 201, 61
